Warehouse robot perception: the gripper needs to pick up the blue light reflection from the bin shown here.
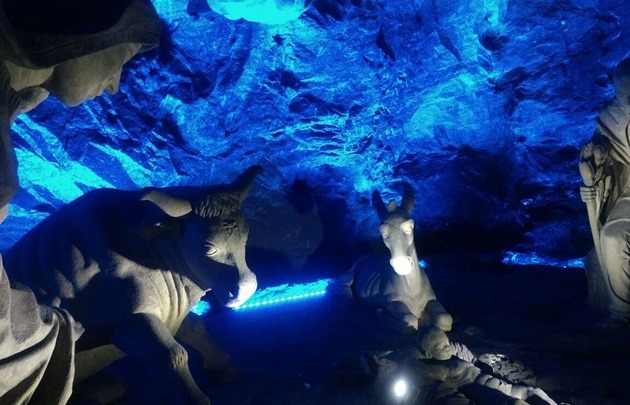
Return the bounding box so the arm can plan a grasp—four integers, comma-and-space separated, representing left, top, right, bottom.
501, 251, 585, 268
191, 278, 333, 315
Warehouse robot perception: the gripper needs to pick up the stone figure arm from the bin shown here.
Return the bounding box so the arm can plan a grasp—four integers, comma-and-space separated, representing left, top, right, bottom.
579, 133, 616, 265
450, 342, 477, 364
500, 381, 558, 405
0, 62, 20, 208
579, 133, 614, 202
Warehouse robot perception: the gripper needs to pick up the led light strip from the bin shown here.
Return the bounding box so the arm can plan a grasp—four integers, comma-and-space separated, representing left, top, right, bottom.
191, 278, 333, 315
234, 290, 326, 310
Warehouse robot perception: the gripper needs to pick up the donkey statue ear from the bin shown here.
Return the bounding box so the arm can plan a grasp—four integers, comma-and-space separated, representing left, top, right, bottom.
387, 199, 397, 212
401, 183, 415, 214
372, 189, 388, 221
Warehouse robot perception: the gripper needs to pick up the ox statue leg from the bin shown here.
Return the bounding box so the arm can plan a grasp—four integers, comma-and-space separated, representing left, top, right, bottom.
176, 314, 241, 383
109, 313, 211, 405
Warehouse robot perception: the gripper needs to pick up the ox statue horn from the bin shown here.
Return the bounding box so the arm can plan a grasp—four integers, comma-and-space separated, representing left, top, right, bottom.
141, 189, 193, 218
141, 165, 263, 219
231, 165, 264, 202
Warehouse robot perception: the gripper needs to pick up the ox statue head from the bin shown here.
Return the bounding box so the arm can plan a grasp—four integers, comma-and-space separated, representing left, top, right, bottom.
139, 165, 262, 308
372, 183, 416, 276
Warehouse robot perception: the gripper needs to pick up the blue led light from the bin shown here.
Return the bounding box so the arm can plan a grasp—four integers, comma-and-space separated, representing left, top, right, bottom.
234, 278, 332, 310
190, 300, 211, 316
190, 278, 333, 315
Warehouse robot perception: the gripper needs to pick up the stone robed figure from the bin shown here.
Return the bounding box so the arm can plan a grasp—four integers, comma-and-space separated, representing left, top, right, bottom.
0, 0, 160, 403
580, 57, 630, 328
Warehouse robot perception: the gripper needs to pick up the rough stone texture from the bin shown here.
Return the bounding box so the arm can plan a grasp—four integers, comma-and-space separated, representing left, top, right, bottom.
3, 0, 630, 273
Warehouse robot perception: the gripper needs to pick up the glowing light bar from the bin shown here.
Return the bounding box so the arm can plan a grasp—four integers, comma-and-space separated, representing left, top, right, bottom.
234, 278, 332, 310
190, 278, 333, 315
234, 290, 326, 310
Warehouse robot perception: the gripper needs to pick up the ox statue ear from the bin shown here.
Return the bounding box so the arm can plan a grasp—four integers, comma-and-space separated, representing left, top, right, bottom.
141, 189, 193, 218
137, 217, 183, 240
401, 183, 415, 214
231, 165, 263, 203
372, 190, 388, 221
138, 189, 189, 240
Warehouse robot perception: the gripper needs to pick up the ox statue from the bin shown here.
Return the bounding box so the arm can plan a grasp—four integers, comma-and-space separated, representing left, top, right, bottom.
3, 165, 263, 405
328, 184, 452, 334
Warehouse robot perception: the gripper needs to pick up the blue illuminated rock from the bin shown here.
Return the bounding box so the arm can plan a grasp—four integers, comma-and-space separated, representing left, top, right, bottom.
207, 0, 310, 24
4, 0, 630, 271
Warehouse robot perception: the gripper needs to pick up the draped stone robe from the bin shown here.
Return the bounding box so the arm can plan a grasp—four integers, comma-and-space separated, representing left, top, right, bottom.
0, 256, 80, 405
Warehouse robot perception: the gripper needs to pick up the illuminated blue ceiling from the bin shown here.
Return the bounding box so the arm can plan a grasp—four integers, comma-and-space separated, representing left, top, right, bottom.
3, 0, 629, 272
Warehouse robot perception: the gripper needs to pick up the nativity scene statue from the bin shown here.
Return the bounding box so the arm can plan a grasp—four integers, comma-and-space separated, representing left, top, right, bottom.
1, 0, 161, 403
580, 57, 630, 328
4, 166, 263, 405
0, 0, 161, 206
377, 326, 558, 405
328, 183, 452, 333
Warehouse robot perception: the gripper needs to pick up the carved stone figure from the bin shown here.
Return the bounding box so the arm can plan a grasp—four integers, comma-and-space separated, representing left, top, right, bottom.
1, 0, 161, 207
379, 326, 557, 405
0, 1, 161, 403
328, 184, 452, 333
4, 165, 262, 405
580, 57, 630, 328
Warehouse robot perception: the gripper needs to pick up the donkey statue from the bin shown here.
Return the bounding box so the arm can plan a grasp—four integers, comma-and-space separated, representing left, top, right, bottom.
329, 183, 452, 333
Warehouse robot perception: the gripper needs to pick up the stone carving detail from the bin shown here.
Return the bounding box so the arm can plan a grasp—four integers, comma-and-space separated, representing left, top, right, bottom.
4, 165, 262, 405
377, 326, 558, 405
329, 183, 452, 333
580, 57, 630, 327
0, 0, 160, 205
0, 255, 82, 405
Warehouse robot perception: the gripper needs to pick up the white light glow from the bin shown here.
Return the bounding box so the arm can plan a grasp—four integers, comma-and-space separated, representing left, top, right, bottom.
391, 257, 412, 275
393, 378, 407, 398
